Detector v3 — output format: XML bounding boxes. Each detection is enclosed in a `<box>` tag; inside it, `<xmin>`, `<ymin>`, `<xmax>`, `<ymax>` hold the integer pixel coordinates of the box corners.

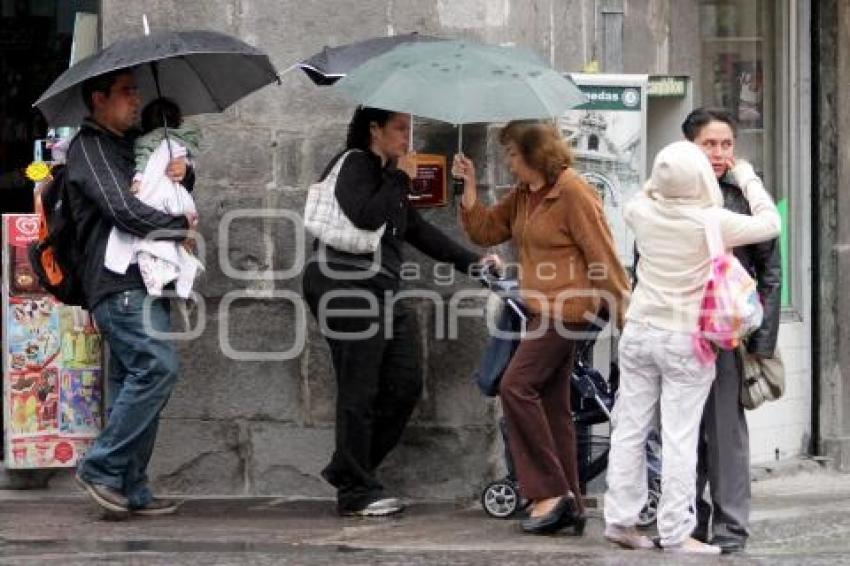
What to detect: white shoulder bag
<box><xmin>303</xmin><ymin>150</ymin><xmax>386</xmax><ymax>254</ymax></box>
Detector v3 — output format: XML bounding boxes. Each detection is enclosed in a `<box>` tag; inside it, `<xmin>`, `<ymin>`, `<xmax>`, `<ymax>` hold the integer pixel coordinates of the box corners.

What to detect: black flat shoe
<box><xmin>562</xmin><ymin>511</ymin><xmax>587</xmax><ymax>536</ymax></box>
<box><xmin>520</xmin><ymin>496</ymin><xmax>579</xmax><ymax>535</ymax></box>
<box><xmin>555</xmin><ymin>496</ymin><xmax>585</xmax><ymax>536</ymax></box>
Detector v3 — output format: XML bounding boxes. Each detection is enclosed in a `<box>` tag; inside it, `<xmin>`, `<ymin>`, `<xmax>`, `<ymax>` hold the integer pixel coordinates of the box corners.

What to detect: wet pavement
<box><xmin>2</xmin><ymin>468</ymin><xmax>850</xmax><ymax>564</ymax></box>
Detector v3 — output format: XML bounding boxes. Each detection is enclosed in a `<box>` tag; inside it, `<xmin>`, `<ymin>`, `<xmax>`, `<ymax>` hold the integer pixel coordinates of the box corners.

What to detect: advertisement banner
<box><xmin>561</xmin><ymin>74</ymin><xmax>649</xmax><ymax>273</ymax></box>
<box><xmin>2</xmin><ymin>214</ymin><xmax>103</xmax><ymax>468</ymax></box>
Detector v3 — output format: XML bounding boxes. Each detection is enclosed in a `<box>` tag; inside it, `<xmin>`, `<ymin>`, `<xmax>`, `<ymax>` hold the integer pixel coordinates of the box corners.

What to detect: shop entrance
<box><xmin>0</xmin><ymin>1</ymin><xmax>99</xmax><ymax>467</ymax></box>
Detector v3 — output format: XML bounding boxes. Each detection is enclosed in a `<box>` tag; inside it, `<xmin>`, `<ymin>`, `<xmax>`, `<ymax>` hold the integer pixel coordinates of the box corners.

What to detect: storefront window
<box><xmin>699</xmin><ymin>0</ymin><xmax>791</xmax><ymax>307</ymax></box>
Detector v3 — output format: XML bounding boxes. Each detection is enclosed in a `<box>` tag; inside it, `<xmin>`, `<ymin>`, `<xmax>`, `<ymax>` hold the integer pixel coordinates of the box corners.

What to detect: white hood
<box><xmin>644</xmin><ymin>141</ymin><xmax>723</xmax><ymax>208</ymax></box>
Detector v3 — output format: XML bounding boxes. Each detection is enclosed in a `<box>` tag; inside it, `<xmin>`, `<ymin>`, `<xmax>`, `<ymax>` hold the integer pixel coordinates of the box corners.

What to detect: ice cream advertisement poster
<box><xmin>7</xmin><ymin>366</ymin><xmax>59</xmax><ymax>436</ymax></box>
<box><xmin>6</xmin><ymin>214</ymin><xmax>42</xmax><ymax>295</ymax></box>
<box><xmin>59</xmin><ymin>306</ymin><xmax>102</xmax><ymax>369</ymax></box>
<box><xmin>7</xmin><ymin>296</ymin><xmax>61</xmax><ymax>370</ymax></box>
<box><xmin>3</xmin><ymin>214</ymin><xmax>104</xmax><ymax>469</ymax></box>
<box><xmin>7</xmin><ymin>436</ymin><xmax>92</xmax><ymax>469</ymax></box>
<box><xmin>60</xmin><ymin>369</ymin><xmax>102</xmax><ymax>435</ymax></box>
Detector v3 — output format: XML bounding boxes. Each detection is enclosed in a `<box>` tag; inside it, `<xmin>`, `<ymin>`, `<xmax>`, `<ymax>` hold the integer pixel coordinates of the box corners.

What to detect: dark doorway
<box><xmin>0</xmin><ymin>0</ymin><xmax>99</xmax><ymax>215</ymax></box>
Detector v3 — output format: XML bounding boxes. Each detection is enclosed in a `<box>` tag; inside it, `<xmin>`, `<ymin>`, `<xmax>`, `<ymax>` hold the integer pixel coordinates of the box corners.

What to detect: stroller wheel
<box><xmin>481</xmin><ymin>479</ymin><xmax>521</xmax><ymax>519</ymax></box>
<box><xmin>636</xmin><ymin>486</ymin><xmax>661</xmax><ymax>528</ymax></box>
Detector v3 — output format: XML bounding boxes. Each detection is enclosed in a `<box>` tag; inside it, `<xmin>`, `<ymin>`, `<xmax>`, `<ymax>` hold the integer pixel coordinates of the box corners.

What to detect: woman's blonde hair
<box><xmin>499</xmin><ymin>120</ymin><xmax>573</xmax><ymax>185</ymax></box>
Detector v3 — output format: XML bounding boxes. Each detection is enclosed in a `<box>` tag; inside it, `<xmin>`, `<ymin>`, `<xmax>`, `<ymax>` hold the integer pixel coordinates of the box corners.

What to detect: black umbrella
<box><xmin>34</xmin><ymin>29</ymin><xmax>280</xmax><ymax>127</ymax></box>
<box><xmin>295</xmin><ymin>32</ymin><xmax>443</xmax><ymax>86</ymax></box>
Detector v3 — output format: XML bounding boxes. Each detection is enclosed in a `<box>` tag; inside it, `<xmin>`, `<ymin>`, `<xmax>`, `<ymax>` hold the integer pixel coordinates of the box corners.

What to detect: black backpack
<box><xmin>28</xmin><ymin>164</ymin><xmax>88</xmax><ymax>307</ymax></box>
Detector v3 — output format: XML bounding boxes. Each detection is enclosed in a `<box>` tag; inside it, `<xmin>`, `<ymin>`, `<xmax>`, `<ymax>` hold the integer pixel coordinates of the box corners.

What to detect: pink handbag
<box><xmin>694</xmin><ymin>215</ymin><xmax>764</xmax><ymax>365</ymax></box>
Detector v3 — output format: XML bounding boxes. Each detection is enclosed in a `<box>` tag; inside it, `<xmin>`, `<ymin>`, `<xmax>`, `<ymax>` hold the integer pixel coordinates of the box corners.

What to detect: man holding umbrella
<box><xmin>69</xmin><ymin>68</ymin><xmax>196</xmax><ymax>517</ymax></box>
<box><xmin>33</xmin><ymin>27</ymin><xmax>279</xmax><ymax>518</ymax></box>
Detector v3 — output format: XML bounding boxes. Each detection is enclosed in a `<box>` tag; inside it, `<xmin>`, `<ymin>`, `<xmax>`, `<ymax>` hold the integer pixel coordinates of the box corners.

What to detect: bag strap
<box><xmin>325</xmin><ymin>149</ymin><xmax>359</xmax><ymax>184</ymax></box>
<box><xmin>702</xmin><ymin>211</ymin><xmax>725</xmax><ymax>259</ymax></box>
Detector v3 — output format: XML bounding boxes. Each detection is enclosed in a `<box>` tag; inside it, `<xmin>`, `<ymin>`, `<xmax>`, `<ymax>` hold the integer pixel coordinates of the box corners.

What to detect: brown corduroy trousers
<box><xmin>500</xmin><ymin>315</ymin><xmax>584</xmax><ymax>511</ymax></box>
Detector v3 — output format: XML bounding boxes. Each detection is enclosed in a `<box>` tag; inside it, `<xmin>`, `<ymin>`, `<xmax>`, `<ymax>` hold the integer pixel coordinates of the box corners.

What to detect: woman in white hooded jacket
<box><xmin>603</xmin><ymin>141</ymin><xmax>780</xmax><ymax>554</ymax></box>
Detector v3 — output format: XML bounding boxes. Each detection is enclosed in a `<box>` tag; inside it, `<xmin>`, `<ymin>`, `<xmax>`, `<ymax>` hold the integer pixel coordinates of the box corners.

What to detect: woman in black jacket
<box><xmin>302</xmin><ymin>106</ymin><xmax>487</xmax><ymax>517</ymax></box>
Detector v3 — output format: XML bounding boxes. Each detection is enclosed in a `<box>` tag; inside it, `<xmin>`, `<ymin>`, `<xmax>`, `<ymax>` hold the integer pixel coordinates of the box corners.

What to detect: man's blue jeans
<box><xmin>77</xmin><ymin>289</ymin><xmax>178</xmax><ymax>508</ymax></box>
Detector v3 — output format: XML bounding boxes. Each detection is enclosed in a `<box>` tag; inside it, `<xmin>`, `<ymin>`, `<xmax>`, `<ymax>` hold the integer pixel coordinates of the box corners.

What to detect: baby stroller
<box><xmin>473</xmin><ymin>266</ymin><xmax>618</xmax><ymax>519</ymax></box>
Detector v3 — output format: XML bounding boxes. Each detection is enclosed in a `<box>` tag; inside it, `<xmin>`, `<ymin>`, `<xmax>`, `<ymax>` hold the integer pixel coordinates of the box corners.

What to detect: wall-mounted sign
<box><xmin>576</xmin><ymin>85</ymin><xmax>643</xmax><ymax>111</ymax></box>
<box><xmin>409</xmin><ymin>154</ymin><xmax>447</xmax><ymax>208</ymax></box>
<box><xmin>563</xmin><ymin>74</ymin><xmax>649</xmax><ymax>272</ymax></box>
<box><xmin>648</xmin><ymin>75</ymin><xmax>689</xmax><ymax>98</ymax></box>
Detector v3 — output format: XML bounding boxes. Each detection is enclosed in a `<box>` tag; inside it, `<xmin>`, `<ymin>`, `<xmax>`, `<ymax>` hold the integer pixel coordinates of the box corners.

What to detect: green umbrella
<box><xmin>333</xmin><ymin>39</ymin><xmax>586</xmax><ymax>126</ymax></box>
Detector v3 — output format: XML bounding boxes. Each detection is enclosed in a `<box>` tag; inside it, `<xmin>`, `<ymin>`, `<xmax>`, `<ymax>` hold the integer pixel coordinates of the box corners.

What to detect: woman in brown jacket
<box><xmin>454</xmin><ymin>121</ymin><xmax>630</xmax><ymax>535</ymax></box>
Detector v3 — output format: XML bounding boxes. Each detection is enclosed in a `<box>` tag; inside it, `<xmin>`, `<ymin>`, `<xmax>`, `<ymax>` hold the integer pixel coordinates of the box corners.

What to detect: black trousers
<box><xmin>302</xmin><ymin>262</ymin><xmax>422</xmax><ymax>512</ymax></box>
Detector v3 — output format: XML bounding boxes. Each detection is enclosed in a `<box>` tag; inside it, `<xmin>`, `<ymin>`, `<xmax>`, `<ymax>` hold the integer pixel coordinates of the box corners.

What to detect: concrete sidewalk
<box><xmin>2</xmin><ymin>464</ymin><xmax>850</xmax><ymax>564</ymax></box>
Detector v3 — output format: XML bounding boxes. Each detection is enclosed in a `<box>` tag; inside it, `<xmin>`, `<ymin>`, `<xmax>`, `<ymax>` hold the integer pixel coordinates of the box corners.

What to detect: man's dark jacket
<box><xmin>65</xmin><ymin>119</ymin><xmax>192</xmax><ymax>309</ymax></box>
<box><xmin>719</xmin><ymin>172</ymin><xmax>782</xmax><ymax>356</ymax></box>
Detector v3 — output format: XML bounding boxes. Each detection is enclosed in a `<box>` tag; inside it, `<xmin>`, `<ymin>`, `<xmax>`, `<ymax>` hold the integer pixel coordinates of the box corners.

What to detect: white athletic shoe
<box><xmin>342</xmin><ymin>497</ymin><xmax>405</xmax><ymax>517</ymax></box>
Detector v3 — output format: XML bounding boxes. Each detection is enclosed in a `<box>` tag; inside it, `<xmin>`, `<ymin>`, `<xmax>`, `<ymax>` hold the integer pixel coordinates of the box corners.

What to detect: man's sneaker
<box><xmin>604</xmin><ymin>524</ymin><xmax>655</xmax><ymax>550</ymax></box>
<box><xmin>75</xmin><ymin>474</ymin><xmax>129</xmax><ymax>514</ymax></box>
<box><xmin>710</xmin><ymin>535</ymin><xmax>747</xmax><ymax>554</ymax></box>
<box><xmin>342</xmin><ymin>497</ymin><xmax>405</xmax><ymax>517</ymax></box>
<box><xmin>664</xmin><ymin>537</ymin><xmax>722</xmax><ymax>555</ymax></box>
<box><xmin>132</xmin><ymin>498</ymin><xmax>182</xmax><ymax>516</ymax></box>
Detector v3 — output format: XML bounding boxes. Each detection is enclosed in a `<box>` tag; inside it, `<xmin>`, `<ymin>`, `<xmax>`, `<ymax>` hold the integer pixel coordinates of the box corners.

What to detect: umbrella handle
<box><xmin>452</xmin><ymin>174</ymin><xmax>464</xmax><ymax>197</ymax></box>
<box><xmin>452</xmin><ymin>124</ymin><xmax>464</xmax><ymax>197</ymax></box>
